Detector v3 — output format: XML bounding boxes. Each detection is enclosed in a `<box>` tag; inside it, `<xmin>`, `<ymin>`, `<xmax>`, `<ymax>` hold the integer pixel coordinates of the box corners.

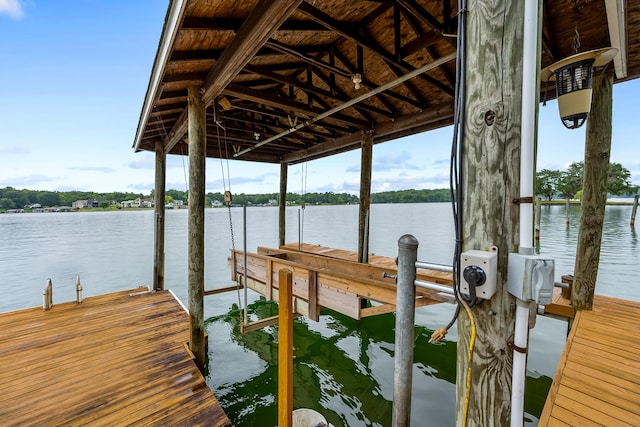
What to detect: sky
<box><xmin>1</xmin><ymin>0</ymin><xmax>638</xmax><ymax>196</ymax></box>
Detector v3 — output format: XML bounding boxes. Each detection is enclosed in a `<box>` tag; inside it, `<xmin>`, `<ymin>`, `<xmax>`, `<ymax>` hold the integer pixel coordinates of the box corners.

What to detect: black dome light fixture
<box><xmin>541</xmin><ymin>47</ymin><xmax>617</xmax><ymax>129</ymax></box>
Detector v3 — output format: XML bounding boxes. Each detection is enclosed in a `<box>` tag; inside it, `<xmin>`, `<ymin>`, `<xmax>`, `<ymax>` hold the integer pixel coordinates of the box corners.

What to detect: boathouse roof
<box><xmin>132</xmin><ymin>0</ymin><xmax>639</xmax><ymax>164</ymax></box>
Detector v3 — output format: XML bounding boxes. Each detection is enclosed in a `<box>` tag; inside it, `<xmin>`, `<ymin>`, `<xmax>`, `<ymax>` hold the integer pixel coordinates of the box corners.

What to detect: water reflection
<box><xmin>206</xmin><ymin>298</ymin><xmax>550</xmax><ymax>427</ymax></box>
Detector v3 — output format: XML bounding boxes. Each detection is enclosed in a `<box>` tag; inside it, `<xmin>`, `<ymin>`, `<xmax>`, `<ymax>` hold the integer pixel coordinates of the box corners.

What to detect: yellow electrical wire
<box><xmin>460</xmin><ymin>298</ymin><xmax>477</xmax><ymax>427</ymax></box>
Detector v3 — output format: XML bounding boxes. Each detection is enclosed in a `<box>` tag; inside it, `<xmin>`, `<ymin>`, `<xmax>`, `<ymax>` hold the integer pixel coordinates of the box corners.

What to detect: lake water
<box><xmin>1</xmin><ymin>203</ymin><xmax>638</xmax><ymax>426</ymax></box>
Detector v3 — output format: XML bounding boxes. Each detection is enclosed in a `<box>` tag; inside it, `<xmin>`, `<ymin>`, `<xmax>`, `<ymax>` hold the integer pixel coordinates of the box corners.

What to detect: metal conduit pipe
<box><xmin>415</xmin><ymin>261</ymin><xmax>453</xmax><ymax>274</ymax></box>
<box><xmin>414</xmin><ymin>279</ymin><xmax>455</xmax><ymax>296</ymax></box>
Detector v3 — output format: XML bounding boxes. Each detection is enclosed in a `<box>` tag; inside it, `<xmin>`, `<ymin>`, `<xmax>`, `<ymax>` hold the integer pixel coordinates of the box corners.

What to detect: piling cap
<box><xmin>398</xmin><ymin>234</ymin><xmax>419</xmax><ymax>249</ymax></box>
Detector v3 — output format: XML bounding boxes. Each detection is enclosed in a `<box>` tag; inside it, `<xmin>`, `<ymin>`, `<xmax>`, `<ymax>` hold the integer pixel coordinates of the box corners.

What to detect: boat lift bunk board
<box><xmin>229</xmin><ymin>243</ymin><xmax>454</xmax><ymax>325</ymax></box>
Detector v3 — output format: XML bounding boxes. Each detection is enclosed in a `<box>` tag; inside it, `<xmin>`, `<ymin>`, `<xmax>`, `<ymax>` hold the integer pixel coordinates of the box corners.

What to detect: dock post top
<box><xmin>398</xmin><ymin>234</ymin><xmax>419</xmax><ymax>249</ymax></box>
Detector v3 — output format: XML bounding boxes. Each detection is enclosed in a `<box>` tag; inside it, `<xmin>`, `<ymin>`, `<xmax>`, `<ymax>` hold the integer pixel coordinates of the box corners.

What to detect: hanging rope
<box><xmin>214</xmin><ymin>109</ymin><xmax>242</xmax><ymax>317</ymax></box>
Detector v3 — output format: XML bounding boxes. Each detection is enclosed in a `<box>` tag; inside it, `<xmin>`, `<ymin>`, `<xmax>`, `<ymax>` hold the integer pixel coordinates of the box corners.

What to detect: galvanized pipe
<box><xmin>415</xmin><ymin>261</ymin><xmax>453</xmax><ymax>274</ymax></box>
<box><xmin>414</xmin><ymin>279</ymin><xmax>455</xmax><ymax>295</ymax></box>
<box><xmin>392</xmin><ymin>234</ymin><xmax>418</xmax><ymax>427</ymax></box>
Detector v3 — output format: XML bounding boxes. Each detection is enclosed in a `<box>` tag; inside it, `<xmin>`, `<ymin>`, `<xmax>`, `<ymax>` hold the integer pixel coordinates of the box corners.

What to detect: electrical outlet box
<box><xmin>459</xmin><ymin>247</ymin><xmax>498</xmax><ymax>300</ymax></box>
<box><xmin>507</xmin><ymin>253</ymin><xmax>555</xmax><ymax>304</ymax></box>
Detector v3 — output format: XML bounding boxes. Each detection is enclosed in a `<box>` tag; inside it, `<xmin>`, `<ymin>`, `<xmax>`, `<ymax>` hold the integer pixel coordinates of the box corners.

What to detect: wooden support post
<box><xmin>279</xmin><ymin>162</ymin><xmax>288</xmax><ymax>247</ymax></box>
<box><xmin>572</xmin><ymin>69</ymin><xmax>614</xmax><ymax>310</ymax></box>
<box><xmin>266</xmin><ymin>259</ymin><xmax>273</xmax><ymax>300</ymax></box>
<box><xmin>153</xmin><ymin>140</ymin><xmax>166</xmax><ymax>291</ymax></box>
<box><xmin>278</xmin><ymin>268</ymin><xmax>294</xmax><ymax>427</ymax></box>
<box><xmin>187</xmin><ymin>84</ymin><xmax>206</xmax><ymax>370</ymax></box>
<box><xmin>565</xmin><ymin>198</ymin><xmax>570</xmax><ymax>225</ymax></box>
<box><xmin>631</xmin><ymin>194</ymin><xmax>639</xmax><ymax>227</ymax></box>
<box><xmin>358</xmin><ymin>131</ymin><xmax>373</xmax><ymax>264</ymax></box>
<box><xmin>534</xmin><ymin>197</ymin><xmax>541</xmax><ymax>241</ymax></box>
<box><xmin>457</xmin><ymin>1</ymin><xmax>524</xmax><ymax>425</ymax></box>
<box><xmin>308</xmin><ymin>270</ymin><xmax>319</xmax><ymax>321</ymax></box>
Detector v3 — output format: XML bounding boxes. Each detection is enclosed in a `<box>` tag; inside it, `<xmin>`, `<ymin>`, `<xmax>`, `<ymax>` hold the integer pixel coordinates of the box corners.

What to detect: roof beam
<box><xmin>298</xmin><ymin>2</ymin><xmax>454</xmax><ymax>97</ymax></box>
<box><xmin>161</xmin><ymin>0</ymin><xmax>304</xmax><ymax>152</ymax></box>
<box><xmin>133</xmin><ymin>0</ymin><xmax>188</xmax><ymax>151</ymax></box>
<box><xmin>282</xmin><ymin>102</ymin><xmax>454</xmax><ymax>163</ymax></box>
<box><xmin>181</xmin><ymin>16</ymin><xmax>327</xmax><ymax>32</ymax></box>
<box><xmin>223</xmin><ymin>83</ymin><xmax>370</xmax><ymax>128</ymax></box>
<box><xmin>234</xmin><ymin>52</ymin><xmax>455</xmax><ymax>159</ymax></box>
<box><xmin>605</xmin><ymin>0</ymin><xmax>627</xmax><ymax>78</ymax></box>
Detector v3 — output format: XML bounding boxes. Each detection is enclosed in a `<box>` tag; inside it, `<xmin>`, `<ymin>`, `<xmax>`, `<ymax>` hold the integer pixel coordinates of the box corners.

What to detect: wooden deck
<box><xmin>0</xmin><ymin>289</ymin><xmax>231</xmax><ymax>426</ymax></box>
<box><xmin>539</xmin><ymin>295</ymin><xmax>640</xmax><ymax>426</ymax></box>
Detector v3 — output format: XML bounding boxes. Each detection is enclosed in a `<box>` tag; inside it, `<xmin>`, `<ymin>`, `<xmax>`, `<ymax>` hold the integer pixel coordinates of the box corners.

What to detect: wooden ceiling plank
<box><xmin>331</xmin><ymin>48</ymin><xmax>417</xmax><ymax>111</ymax></box>
<box><xmin>201</xmin><ymin>0</ymin><xmax>304</xmax><ymax>105</ymax></box>
<box><xmin>163</xmin><ymin>0</ymin><xmax>304</xmax><ymax>152</ymax></box>
<box><xmin>181</xmin><ymin>16</ymin><xmax>328</xmax><ymax>32</ymax></box>
<box><xmin>542</xmin><ymin>0</ymin><xmax>560</xmax><ymax>63</ymax></box>
<box><xmin>223</xmin><ymin>83</ymin><xmax>369</xmax><ymax>128</ymax></box>
<box><xmin>298</xmin><ymin>2</ymin><xmax>453</xmax><ymax>97</ymax></box>
<box><xmin>265</xmin><ymin>40</ymin><xmax>351</xmax><ymax>78</ymax></box>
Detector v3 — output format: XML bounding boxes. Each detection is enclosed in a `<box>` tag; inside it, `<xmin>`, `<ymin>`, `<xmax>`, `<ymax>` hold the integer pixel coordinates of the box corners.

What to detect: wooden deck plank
<box><xmin>0</xmin><ymin>289</ymin><xmax>231</xmax><ymax>426</ymax></box>
<box><xmin>539</xmin><ymin>295</ymin><xmax>640</xmax><ymax>426</ymax></box>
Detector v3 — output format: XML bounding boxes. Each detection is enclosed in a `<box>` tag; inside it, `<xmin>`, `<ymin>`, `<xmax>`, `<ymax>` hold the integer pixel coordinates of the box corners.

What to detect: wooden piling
<box><xmin>358</xmin><ymin>131</ymin><xmax>373</xmax><ymax>264</ymax></box>
<box><xmin>187</xmin><ymin>84</ymin><xmax>206</xmax><ymax>369</ymax></box>
<box><xmin>279</xmin><ymin>162</ymin><xmax>288</xmax><ymax>247</ymax></box>
<box><xmin>458</xmin><ymin>0</ymin><xmax>524</xmax><ymax>424</ymax></box>
<box><xmin>565</xmin><ymin>198</ymin><xmax>570</xmax><ymax>224</ymax></box>
<box><xmin>572</xmin><ymin>69</ymin><xmax>614</xmax><ymax>310</ymax></box>
<box><xmin>154</xmin><ymin>140</ymin><xmax>166</xmax><ymax>291</ymax></box>
<box><xmin>278</xmin><ymin>268</ymin><xmax>294</xmax><ymax>427</ymax></box>
<box><xmin>631</xmin><ymin>194</ymin><xmax>638</xmax><ymax>226</ymax></box>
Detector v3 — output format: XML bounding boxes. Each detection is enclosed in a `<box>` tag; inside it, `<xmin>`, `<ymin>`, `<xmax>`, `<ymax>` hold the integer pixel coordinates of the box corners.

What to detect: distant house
<box><xmin>87</xmin><ymin>199</ymin><xmax>101</xmax><ymax>208</ymax></box>
<box><xmin>211</xmin><ymin>200</ymin><xmax>223</xmax><ymax>208</ymax></box>
<box><xmin>72</xmin><ymin>200</ymin><xmax>88</xmax><ymax>209</ymax></box>
<box><xmin>141</xmin><ymin>198</ymin><xmax>154</xmax><ymax>208</ymax></box>
<box><xmin>27</xmin><ymin>203</ymin><xmax>42</xmax><ymax>209</ymax></box>
<box><xmin>58</xmin><ymin>206</ymin><xmax>72</xmax><ymax>212</ymax></box>
<box><xmin>174</xmin><ymin>199</ymin><xmax>184</xmax><ymax>206</ymax></box>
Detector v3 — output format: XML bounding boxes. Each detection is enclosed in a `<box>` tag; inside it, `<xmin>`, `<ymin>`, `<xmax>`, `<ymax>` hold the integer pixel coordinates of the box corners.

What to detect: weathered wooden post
<box><xmin>278</xmin><ymin>268</ymin><xmax>294</xmax><ymax>427</ymax></box>
<box><xmin>187</xmin><ymin>84</ymin><xmax>206</xmax><ymax>369</ymax></box>
<box><xmin>631</xmin><ymin>194</ymin><xmax>639</xmax><ymax>227</ymax></box>
<box><xmin>565</xmin><ymin>198</ymin><xmax>571</xmax><ymax>225</ymax></box>
<box><xmin>457</xmin><ymin>0</ymin><xmax>525</xmax><ymax>425</ymax></box>
<box><xmin>153</xmin><ymin>140</ymin><xmax>166</xmax><ymax>291</ymax></box>
<box><xmin>358</xmin><ymin>131</ymin><xmax>373</xmax><ymax>264</ymax></box>
<box><xmin>572</xmin><ymin>69</ymin><xmax>614</xmax><ymax>310</ymax></box>
<box><xmin>279</xmin><ymin>162</ymin><xmax>288</xmax><ymax>247</ymax></box>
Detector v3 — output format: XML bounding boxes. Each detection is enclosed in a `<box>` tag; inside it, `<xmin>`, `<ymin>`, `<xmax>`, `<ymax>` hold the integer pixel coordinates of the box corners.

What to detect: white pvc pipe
<box><xmin>512</xmin><ymin>1</ymin><xmax>540</xmax><ymax>426</ymax></box>
<box><xmin>512</xmin><ymin>299</ymin><xmax>530</xmax><ymax>427</ymax></box>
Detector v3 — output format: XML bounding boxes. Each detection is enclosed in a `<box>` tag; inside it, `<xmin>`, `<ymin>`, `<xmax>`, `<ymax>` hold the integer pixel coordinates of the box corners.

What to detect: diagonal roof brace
<box><xmin>233</xmin><ymin>51</ymin><xmax>456</xmax><ymax>159</ymax></box>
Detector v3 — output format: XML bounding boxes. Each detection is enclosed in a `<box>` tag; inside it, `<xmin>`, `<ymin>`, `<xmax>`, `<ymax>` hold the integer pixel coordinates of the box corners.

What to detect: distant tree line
<box><xmin>536</xmin><ymin>162</ymin><xmax>638</xmax><ymax>201</ymax></box>
<box><xmin>0</xmin><ymin>187</ymin><xmax>145</xmax><ymax>210</ymax></box>
<box><xmin>371</xmin><ymin>188</ymin><xmax>451</xmax><ymax>204</ymax></box>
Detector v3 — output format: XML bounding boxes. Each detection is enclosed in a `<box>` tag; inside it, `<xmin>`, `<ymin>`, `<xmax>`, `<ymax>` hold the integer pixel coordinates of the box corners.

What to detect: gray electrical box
<box><xmin>507</xmin><ymin>253</ymin><xmax>555</xmax><ymax>304</ymax></box>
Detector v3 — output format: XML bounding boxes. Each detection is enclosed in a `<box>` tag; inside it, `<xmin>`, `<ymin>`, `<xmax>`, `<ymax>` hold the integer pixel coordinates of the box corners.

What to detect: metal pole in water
<box><xmin>243</xmin><ymin>204</ymin><xmax>248</xmax><ymax>325</ymax></box>
<box><xmin>631</xmin><ymin>195</ymin><xmax>638</xmax><ymax>227</ymax></box>
<box><xmin>392</xmin><ymin>234</ymin><xmax>418</xmax><ymax>427</ymax></box>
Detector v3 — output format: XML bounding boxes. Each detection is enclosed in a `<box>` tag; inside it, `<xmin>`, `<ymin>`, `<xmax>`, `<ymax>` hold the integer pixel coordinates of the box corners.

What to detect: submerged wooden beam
<box><xmin>572</xmin><ymin>69</ymin><xmax>614</xmax><ymax>310</ymax></box>
<box><xmin>187</xmin><ymin>84</ymin><xmax>206</xmax><ymax>370</ymax></box>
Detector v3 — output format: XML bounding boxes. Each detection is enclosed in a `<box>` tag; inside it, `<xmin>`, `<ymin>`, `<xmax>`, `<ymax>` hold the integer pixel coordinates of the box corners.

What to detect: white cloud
<box><xmin>0</xmin><ymin>0</ymin><xmax>24</xmax><ymax>19</ymax></box>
